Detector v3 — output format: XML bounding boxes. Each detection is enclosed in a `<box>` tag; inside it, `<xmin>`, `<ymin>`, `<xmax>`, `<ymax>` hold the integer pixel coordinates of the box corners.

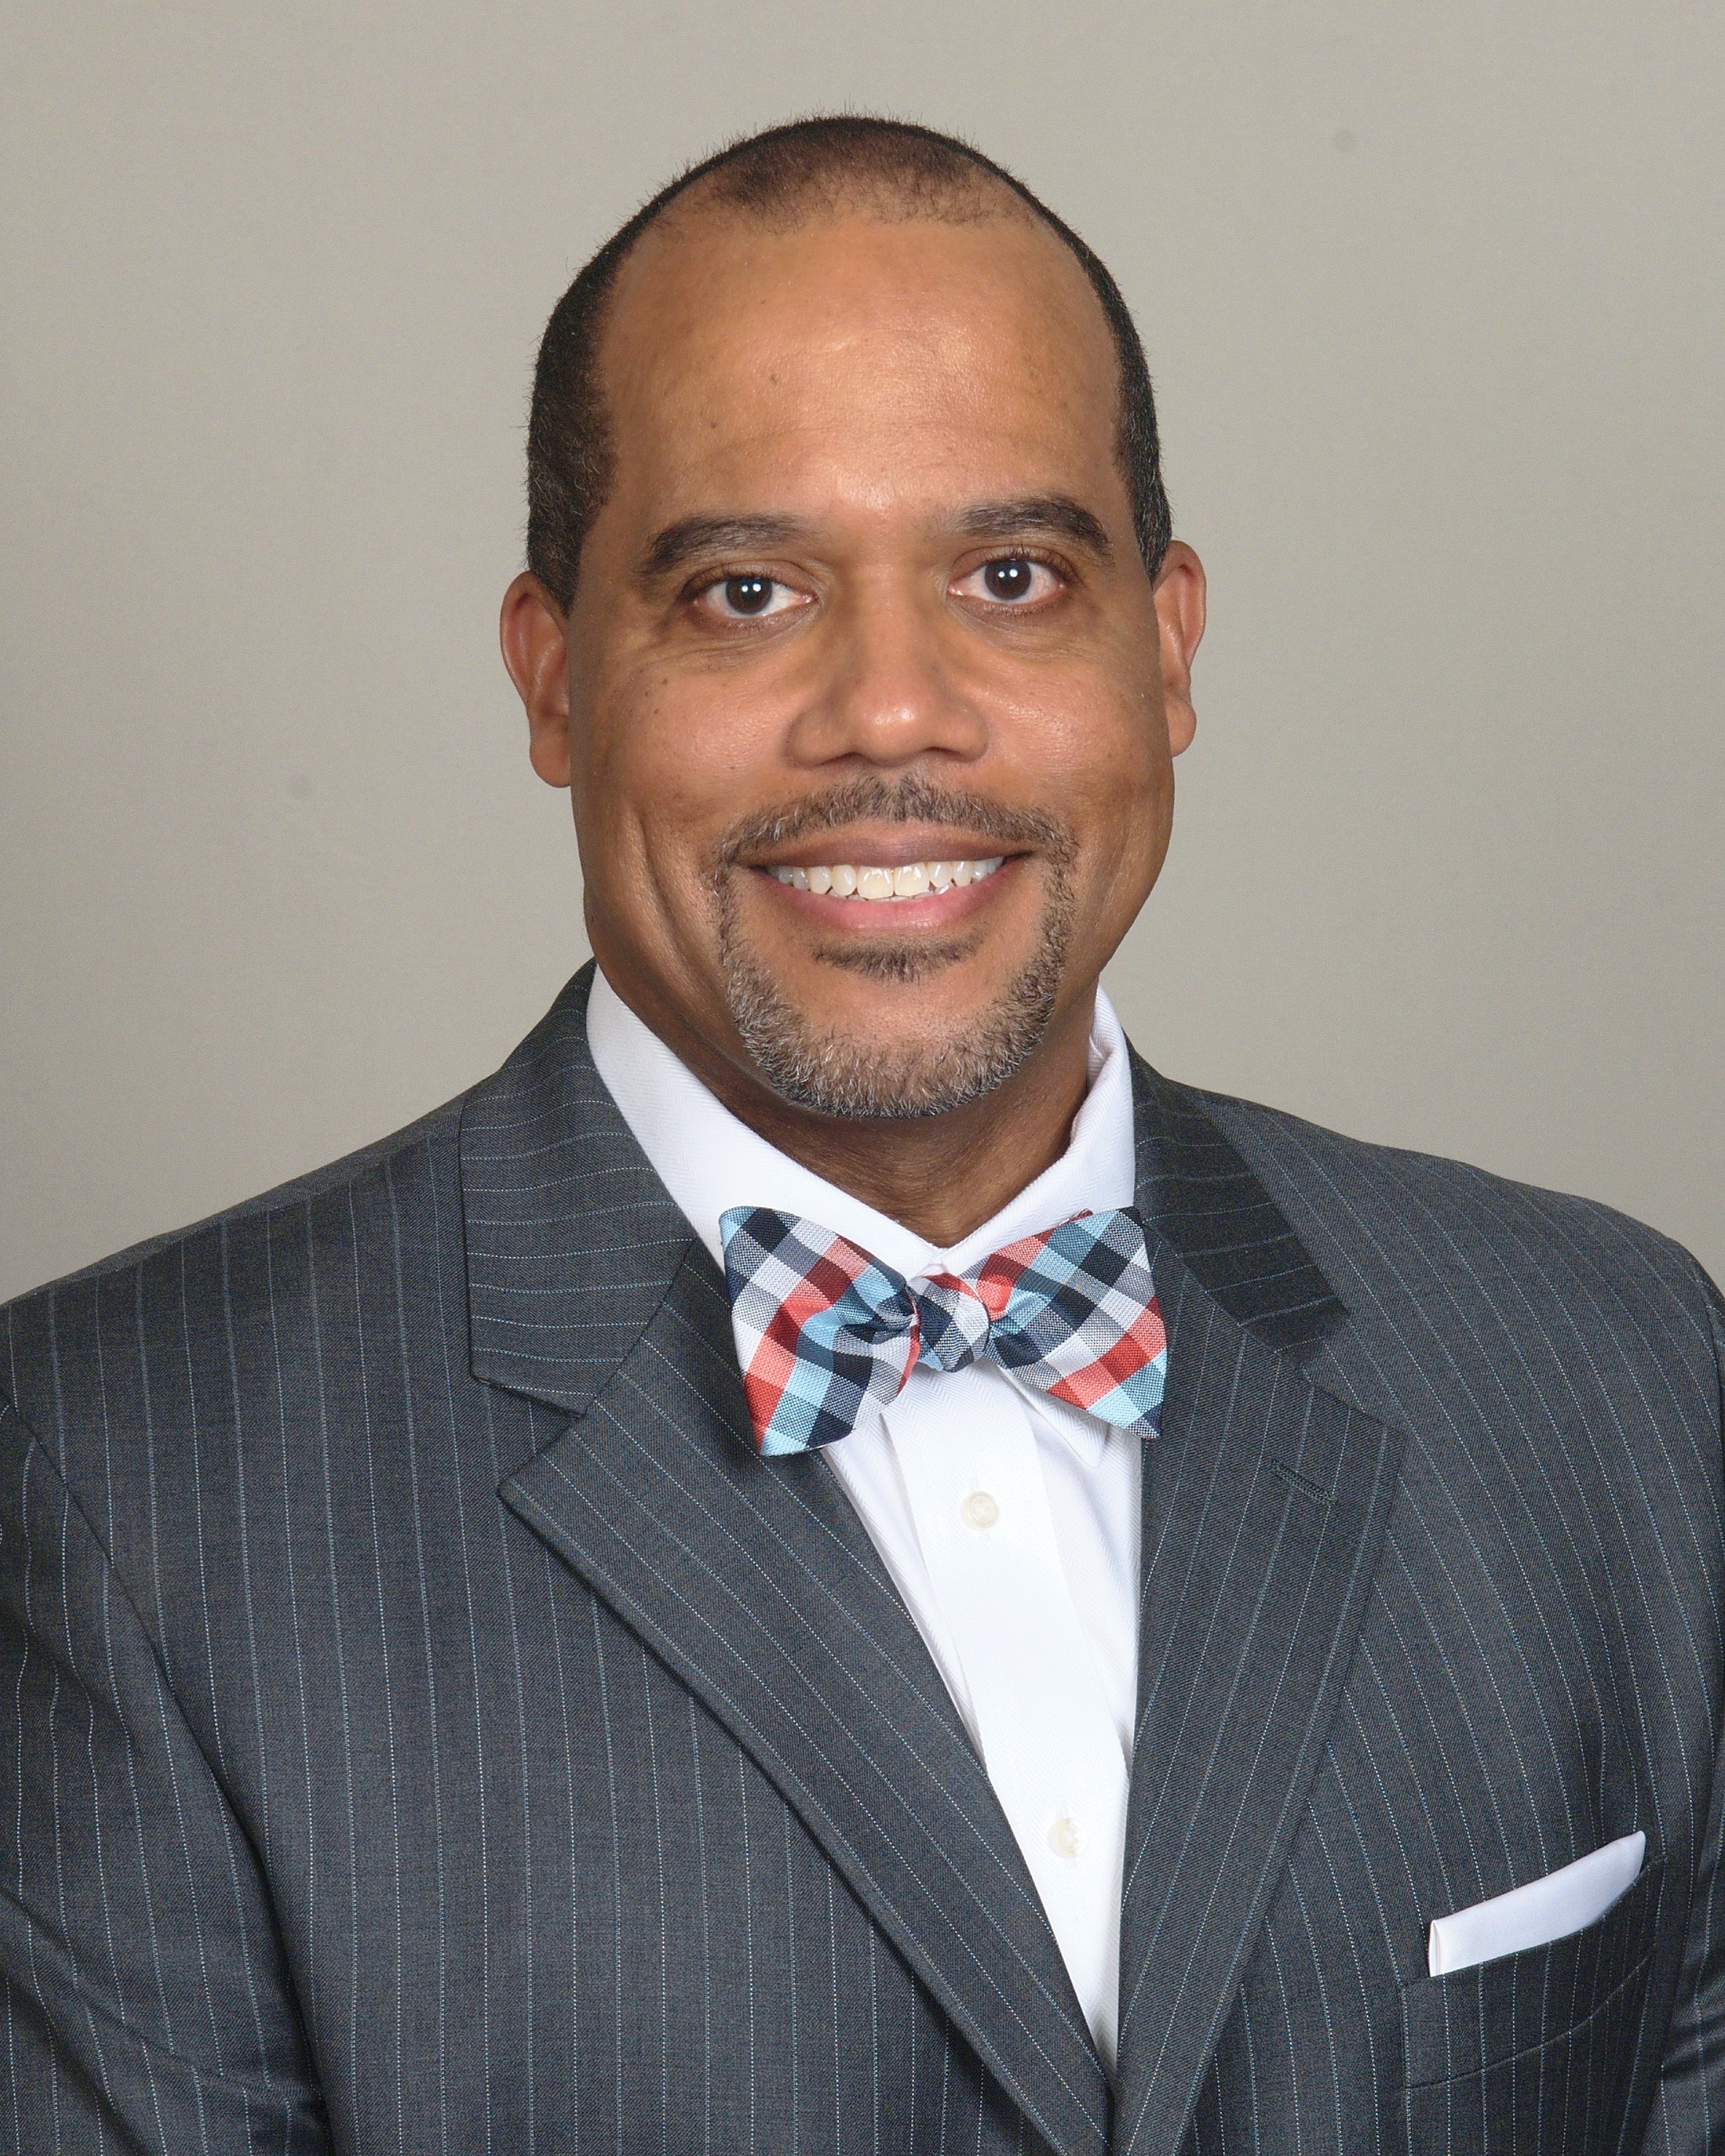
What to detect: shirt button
<box><xmin>960</xmin><ymin>1490</ymin><xmax>1000</xmax><ymax>1531</ymax></box>
<box><xmin>1047</xmin><ymin>1816</ymin><xmax>1086</xmax><ymax>1860</ymax></box>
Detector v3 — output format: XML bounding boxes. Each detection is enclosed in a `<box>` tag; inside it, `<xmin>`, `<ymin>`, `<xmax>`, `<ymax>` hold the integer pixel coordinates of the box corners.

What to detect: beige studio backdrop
<box><xmin>2</xmin><ymin>2</ymin><xmax>1721</xmax><ymax>1301</ymax></box>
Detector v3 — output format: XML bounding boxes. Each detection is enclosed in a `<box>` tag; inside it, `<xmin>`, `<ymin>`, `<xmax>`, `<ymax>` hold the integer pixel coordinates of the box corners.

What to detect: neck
<box><xmin>623</xmin><ymin>982</ymin><xmax>1099</xmax><ymax>1248</ymax></box>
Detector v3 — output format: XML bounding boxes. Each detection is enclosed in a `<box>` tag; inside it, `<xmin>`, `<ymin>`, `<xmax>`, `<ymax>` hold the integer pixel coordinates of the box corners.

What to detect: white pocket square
<box><xmin>1427</xmin><ymin>1829</ymin><xmax>1645</xmax><ymax>1977</ymax></box>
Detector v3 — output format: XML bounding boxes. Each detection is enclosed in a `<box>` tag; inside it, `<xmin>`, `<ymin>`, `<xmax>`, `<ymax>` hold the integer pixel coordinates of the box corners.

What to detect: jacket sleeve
<box><xmin>0</xmin><ymin>1396</ymin><xmax>328</xmax><ymax>2155</ymax></box>
<box><xmin>1642</xmin><ymin>1270</ymin><xmax>1725</xmax><ymax>2152</ymax></box>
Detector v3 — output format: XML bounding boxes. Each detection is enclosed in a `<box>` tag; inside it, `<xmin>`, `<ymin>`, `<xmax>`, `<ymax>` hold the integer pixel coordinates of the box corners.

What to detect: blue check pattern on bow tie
<box><xmin>719</xmin><ymin>1204</ymin><xmax>1168</xmax><ymax>1456</ymax></box>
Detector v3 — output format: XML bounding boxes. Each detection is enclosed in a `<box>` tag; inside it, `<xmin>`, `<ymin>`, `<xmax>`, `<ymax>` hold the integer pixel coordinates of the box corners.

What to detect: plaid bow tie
<box><xmin>719</xmin><ymin>1204</ymin><xmax>1167</xmax><ymax>1456</ymax></box>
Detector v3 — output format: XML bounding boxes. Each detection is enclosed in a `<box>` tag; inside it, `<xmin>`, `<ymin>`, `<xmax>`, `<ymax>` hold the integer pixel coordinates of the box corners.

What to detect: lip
<box><xmin>749</xmin><ymin>851</ymin><xmax>1024</xmax><ymax>930</ymax></box>
<box><xmin>745</xmin><ymin>826</ymin><xmax>1028</xmax><ymax>876</ymax></box>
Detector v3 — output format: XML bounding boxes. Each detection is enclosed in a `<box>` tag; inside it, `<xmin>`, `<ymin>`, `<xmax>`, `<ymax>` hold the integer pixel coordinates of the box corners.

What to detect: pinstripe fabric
<box><xmin>1</xmin><ymin>962</ymin><xmax>1721</xmax><ymax>2154</ymax></box>
<box><xmin>1132</xmin><ymin>1077</ymin><xmax>1725</xmax><ymax>2156</ymax></box>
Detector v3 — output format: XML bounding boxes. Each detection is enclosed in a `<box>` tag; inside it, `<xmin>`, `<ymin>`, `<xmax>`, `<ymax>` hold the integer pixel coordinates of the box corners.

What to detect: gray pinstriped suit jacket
<box><xmin>4</xmin><ymin>964</ymin><xmax>1724</xmax><ymax>2155</ymax></box>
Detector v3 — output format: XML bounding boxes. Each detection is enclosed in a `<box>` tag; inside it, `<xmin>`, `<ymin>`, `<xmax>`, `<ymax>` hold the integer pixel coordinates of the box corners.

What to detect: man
<box><xmin>2</xmin><ymin>114</ymin><xmax>1721</xmax><ymax>2155</ymax></box>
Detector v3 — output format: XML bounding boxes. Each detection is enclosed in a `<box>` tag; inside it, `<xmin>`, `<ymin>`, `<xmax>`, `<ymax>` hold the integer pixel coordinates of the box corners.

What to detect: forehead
<box><xmin>594</xmin><ymin>199</ymin><xmax>1123</xmax><ymax>517</ymax></box>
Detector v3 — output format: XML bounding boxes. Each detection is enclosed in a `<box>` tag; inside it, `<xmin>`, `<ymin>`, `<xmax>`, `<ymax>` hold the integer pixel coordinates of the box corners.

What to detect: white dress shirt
<box><xmin>586</xmin><ymin>967</ymin><xmax>1142</xmax><ymax>2068</ymax></box>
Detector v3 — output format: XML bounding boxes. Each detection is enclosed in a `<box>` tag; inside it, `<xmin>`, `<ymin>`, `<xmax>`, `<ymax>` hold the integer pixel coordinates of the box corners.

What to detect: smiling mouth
<box><xmin>765</xmin><ymin>856</ymin><xmax>1007</xmax><ymax>902</ymax></box>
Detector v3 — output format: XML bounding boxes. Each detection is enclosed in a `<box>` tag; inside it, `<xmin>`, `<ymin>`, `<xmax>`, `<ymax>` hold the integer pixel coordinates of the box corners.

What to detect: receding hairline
<box><xmin>590</xmin><ymin>170</ymin><xmax>1115</xmax><ymax>425</ymax></box>
<box><xmin>599</xmin><ymin>162</ymin><xmax>1070</xmax><ymax>345</ymax></box>
<box><xmin>660</xmin><ymin>147</ymin><xmax>1039</xmax><ymax>234</ymax></box>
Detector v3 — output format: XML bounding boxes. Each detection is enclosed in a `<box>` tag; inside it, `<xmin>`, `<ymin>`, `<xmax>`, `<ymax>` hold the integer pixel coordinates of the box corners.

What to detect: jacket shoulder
<box><xmin>1</xmin><ymin>1091</ymin><xmax>469</xmax><ymax>1465</ymax></box>
<box><xmin>1177</xmin><ymin>1079</ymin><xmax>1720</xmax><ymax>1374</ymax></box>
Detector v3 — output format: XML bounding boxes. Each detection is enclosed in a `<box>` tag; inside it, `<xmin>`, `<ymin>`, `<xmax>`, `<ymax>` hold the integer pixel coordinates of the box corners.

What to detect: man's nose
<box><xmin>786</xmin><ymin>581</ymin><xmax>989</xmax><ymax>768</ymax></box>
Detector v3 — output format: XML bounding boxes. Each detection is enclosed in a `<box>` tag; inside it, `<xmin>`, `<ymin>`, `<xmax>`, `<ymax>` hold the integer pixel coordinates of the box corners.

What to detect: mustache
<box><xmin>718</xmin><ymin>773</ymin><xmax>1074</xmax><ymax>864</ymax></box>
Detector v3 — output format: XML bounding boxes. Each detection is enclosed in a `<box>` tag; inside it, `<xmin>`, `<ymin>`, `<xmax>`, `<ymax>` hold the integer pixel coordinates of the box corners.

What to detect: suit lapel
<box><xmin>464</xmin><ymin>970</ymin><xmax>1110</xmax><ymax>2156</ymax></box>
<box><xmin>1112</xmin><ymin>1060</ymin><xmax>1404</xmax><ymax>2155</ymax></box>
<box><xmin>1125</xmin><ymin>1054</ymin><xmax>1348</xmax><ymax>1355</ymax></box>
<box><xmin>464</xmin><ymin>977</ymin><xmax>1402</xmax><ymax>2155</ymax></box>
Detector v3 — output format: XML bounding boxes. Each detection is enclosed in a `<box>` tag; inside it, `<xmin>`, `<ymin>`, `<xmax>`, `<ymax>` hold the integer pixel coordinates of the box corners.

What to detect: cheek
<box><xmin>1042</xmin><ymin>687</ymin><xmax>1174</xmax><ymax>905</ymax></box>
<box><xmin>1031</xmin><ymin>678</ymin><xmax>1169</xmax><ymax>824</ymax></box>
<box><xmin>575</xmin><ymin>664</ymin><xmax>769</xmax><ymax>894</ymax></box>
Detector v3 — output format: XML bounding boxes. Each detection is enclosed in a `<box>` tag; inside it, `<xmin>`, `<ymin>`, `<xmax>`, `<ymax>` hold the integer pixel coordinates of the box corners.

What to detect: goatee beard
<box><xmin>714</xmin><ymin>775</ymin><xmax>1077</xmax><ymax>1122</ymax></box>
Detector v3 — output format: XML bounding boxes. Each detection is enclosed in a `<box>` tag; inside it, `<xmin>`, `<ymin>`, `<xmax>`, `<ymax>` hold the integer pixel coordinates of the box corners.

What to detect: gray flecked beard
<box><xmin>714</xmin><ymin>774</ymin><xmax>1077</xmax><ymax>1121</ymax></box>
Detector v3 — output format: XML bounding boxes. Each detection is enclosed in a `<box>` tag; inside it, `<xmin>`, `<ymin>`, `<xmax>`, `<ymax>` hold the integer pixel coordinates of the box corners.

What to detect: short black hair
<box><xmin>525</xmin><ymin>116</ymin><xmax>1172</xmax><ymax>609</ymax></box>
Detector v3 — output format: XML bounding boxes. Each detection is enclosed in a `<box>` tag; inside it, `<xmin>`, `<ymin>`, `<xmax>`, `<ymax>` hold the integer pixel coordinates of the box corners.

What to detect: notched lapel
<box><xmin>1113</xmin><ymin>1261</ymin><xmax>1402</xmax><ymax>2156</ymax></box>
<box><xmin>1112</xmin><ymin>1059</ymin><xmax>1400</xmax><ymax>2155</ymax></box>
<box><xmin>465</xmin><ymin>982</ymin><xmax>1394</xmax><ymax>2156</ymax></box>
<box><xmin>500</xmin><ymin>1248</ymin><xmax>1110</xmax><ymax>2156</ymax></box>
<box><xmin>464</xmin><ymin>970</ymin><xmax>1108</xmax><ymax>2156</ymax></box>
<box><xmin>1128</xmin><ymin>1052</ymin><xmax>1346</xmax><ymax>1355</ymax></box>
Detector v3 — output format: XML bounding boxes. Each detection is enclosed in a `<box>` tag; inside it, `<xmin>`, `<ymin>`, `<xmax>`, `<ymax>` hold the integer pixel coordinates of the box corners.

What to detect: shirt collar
<box><xmin>587</xmin><ymin>969</ymin><xmax>1139</xmax><ymax>1470</ymax></box>
<box><xmin>585</xmin><ymin>966</ymin><xmax>1138</xmax><ymax>1281</ymax></box>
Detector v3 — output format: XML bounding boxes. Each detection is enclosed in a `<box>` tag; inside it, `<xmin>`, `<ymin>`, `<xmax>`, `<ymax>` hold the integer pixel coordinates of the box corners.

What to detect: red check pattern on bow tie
<box><xmin>718</xmin><ymin>1205</ymin><xmax>1168</xmax><ymax>1456</ymax></box>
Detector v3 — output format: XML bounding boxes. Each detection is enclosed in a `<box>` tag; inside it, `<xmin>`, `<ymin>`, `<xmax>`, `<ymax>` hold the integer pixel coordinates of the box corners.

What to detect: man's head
<box><xmin>502</xmin><ymin>116</ymin><xmax>1204</xmax><ymax>1142</ymax></box>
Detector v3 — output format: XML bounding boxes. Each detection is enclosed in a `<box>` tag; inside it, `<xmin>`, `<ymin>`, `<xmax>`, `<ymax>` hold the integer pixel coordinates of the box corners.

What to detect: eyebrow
<box><xmin>953</xmin><ymin>496</ymin><xmax>1115</xmax><ymax>561</ymax></box>
<box><xmin>640</xmin><ymin>515</ymin><xmax>811</xmax><ymax>581</ymax></box>
<box><xmin>638</xmin><ymin>492</ymin><xmax>1116</xmax><ymax>583</ymax></box>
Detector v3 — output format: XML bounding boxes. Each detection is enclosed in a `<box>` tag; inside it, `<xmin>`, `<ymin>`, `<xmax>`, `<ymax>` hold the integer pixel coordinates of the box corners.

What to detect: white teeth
<box><xmin>769</xmin><ymin>856</ymin><xmax>1006</xmax><ymax>900</ymax></box>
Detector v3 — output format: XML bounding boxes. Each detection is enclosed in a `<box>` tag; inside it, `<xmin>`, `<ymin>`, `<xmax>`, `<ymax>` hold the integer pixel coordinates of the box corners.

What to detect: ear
<box><xmin>1152</xmin><ymin>541</ymin><xmax>1205</xmax><ymax>757</ymax></box>
<box><xmin>500</xmin><ymin>571</ymin><xmax>574</xmax><ymax>788</ymax></box>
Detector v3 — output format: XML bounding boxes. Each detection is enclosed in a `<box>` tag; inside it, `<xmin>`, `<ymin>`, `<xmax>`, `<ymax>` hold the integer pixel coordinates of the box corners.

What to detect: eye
<box><xmin>696</xmin><ymin>573</ymin><xmax>807</xmax><ymax>621</ymax></box>
<box><xmin>954</xmin><ymin>556</ymin><xmax>1064</xmax><ymax>607</ymax></box>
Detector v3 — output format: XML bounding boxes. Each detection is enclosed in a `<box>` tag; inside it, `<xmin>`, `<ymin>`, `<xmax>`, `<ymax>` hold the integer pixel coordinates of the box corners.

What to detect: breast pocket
<box><xmin>1399</xmin><ymin>1858</ymin><xmax>1664</xmax><ymax>2152</ymax></box>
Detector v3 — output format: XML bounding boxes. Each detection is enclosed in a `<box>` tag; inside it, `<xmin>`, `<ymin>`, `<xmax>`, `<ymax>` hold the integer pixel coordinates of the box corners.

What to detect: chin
<box><xmin>722</xmin><ymin>941</ymin><xmax>1067</xmax><ymax>1123</ymax></box>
